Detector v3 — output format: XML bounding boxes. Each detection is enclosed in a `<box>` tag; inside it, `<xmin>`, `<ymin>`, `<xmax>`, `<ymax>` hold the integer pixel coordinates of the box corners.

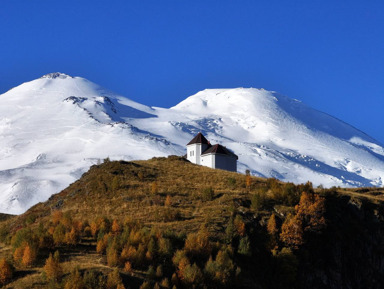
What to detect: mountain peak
<box><xmin>1</xmin><ymin>77</ymin><xmax>384</xmax><ymax>214</ymax></box>
<box><xmin>40</xmin><ymin>72</ymin><xmax>73</xmax><ymax>79</ymax></box>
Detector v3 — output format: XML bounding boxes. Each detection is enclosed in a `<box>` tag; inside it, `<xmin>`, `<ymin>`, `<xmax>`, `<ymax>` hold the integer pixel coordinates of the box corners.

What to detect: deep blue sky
<box><xmin>1</xmin><ymin>0</ymin><xmax>383</xmax><ymax>143</ymax></box>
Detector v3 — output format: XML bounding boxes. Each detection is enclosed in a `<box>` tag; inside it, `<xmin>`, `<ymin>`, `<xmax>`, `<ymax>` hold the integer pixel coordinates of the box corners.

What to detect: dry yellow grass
<box><xmin>1</xmin><ymin>156</ymin><xmax>264</xmax><ymax>236</ymax></box>
<box><xmin>1</xmin><ymin>156</ymin><xmax>383</xmax><ymax>289</ymax></box>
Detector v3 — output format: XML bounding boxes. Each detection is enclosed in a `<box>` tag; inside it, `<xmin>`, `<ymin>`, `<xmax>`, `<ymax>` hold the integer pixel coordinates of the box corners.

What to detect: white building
<box><xmin>186</xmin><ymin>133</ymin><xmax>238</xmax><ymax>172</ymax></box>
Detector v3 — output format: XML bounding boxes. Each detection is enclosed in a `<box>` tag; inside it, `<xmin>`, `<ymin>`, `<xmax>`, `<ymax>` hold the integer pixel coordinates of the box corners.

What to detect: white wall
<box><xmin>187</xmin><ymin>143</ymin><xmax>208</xmax><ymax>165</ymax></box>
<box><xmin>201</xmin><ymin>154</ymin><xmax>214</xmax><ymax>169</ymax></box>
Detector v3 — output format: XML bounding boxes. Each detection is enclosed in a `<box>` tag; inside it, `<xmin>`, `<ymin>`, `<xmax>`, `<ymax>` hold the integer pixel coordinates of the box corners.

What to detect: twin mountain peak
<box><xmin>0</xmin><ymin>73</ymin><xmax>383</xmax><ymax>214</ymax></box>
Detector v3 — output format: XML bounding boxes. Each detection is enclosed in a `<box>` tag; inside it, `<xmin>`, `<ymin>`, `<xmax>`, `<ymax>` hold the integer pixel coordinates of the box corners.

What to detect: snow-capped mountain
<box><xmin>1</xmin><ymin>73</ymin><xmax>383</xmax><ymax>214</ymax></box>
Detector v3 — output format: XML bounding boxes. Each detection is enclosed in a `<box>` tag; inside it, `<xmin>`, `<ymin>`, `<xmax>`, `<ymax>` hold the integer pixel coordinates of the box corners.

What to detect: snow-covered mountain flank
<box><xmin>1</xmin><ymin>73</ymin><xmax>384</xmax><ymax>214</ymax></box>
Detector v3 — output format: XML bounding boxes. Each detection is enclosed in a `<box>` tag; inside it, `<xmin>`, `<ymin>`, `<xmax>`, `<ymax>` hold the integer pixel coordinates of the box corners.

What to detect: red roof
<box><xmin>187</xmin><ymin>132</ymin><xmax>210</xmax><ymax>145</ymax></box>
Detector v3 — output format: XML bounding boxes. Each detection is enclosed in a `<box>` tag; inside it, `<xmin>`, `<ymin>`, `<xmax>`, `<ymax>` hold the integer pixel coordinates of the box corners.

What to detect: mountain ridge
<box><xmin>0</xmin><ymin>73</ymin><xmax>383</xmax><ymax>214</ymax></box>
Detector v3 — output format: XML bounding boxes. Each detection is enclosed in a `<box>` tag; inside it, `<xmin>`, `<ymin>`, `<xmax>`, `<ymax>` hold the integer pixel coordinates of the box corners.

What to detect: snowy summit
<box><xmin>0</xmin><ymin>74</ymin><xmax>384</xmax><ymax>214</ymax></box>
<box><xmin>40</xmin><ymin>72</ymin><xmax>73</xmax><ymax>79</ymax></box>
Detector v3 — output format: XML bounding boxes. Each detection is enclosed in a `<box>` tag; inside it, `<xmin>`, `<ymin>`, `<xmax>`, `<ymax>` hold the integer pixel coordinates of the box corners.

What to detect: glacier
<box><xmin>0</xmin><ymin>73</ymin><xmax>383</xmax><ymax>214</ymax></box>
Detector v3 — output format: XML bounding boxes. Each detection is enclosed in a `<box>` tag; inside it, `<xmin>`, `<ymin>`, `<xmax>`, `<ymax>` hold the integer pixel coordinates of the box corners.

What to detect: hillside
<box><xmin>1</xmin><ymin>73</ymin><xmax>384</xmax><ymax>214</ymax></box>
<box><xmin>1</xmin><ymin>157</ymin><xmax>384</xmax><ymax>289</ymax></box>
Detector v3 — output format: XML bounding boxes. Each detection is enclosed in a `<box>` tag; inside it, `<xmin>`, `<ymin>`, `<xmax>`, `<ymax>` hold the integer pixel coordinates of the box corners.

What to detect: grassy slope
<box><xmin>10</xmin><ymin>156</ymin><xmax>264</xmax><ymax>233</ymax></box>
<box><xmin>1</xmin><ymin>156</ymin><xmax>384</xmax><ymax>289</ymax></box>
<box><xmin>0</xmin><ymin>157</ymin><xmax>265</xmax><ymax>288</ymax></box>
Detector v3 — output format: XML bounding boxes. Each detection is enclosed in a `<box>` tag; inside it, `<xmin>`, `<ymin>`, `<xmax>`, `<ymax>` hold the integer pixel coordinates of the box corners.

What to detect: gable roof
<box><xmin>187</xmin><ymin>132</ymin><xmax>210</xmax><ymax>145</ymax></box>
<box><xmin>201</xmin><ymin>144</ymin><xmax>238</xmax><ymax>159</ymax></box>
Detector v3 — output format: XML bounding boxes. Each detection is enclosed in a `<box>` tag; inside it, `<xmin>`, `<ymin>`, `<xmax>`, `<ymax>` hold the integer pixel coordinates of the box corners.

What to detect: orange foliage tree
<box><xmin>280</xmin><ymin>191</ymin><xmax>326</xmax><ymax>249</ymax></box>
<box><xmin>204</xmin><ymin>249</ymin><xmax>235</xmax><ymax>286</ymax></box>
<box><xmin>280</xmin><ymin>215</ymin><xmax>304</xmax><ymax>249</ymax></box>
<box><xmin>124</xmin><ymin>261</ymin><xmax>132</xmax><ymax>273</ymax></box>
<box><xmin>164</xmin><ymin>195</ymin><xmax>172</xmax><ymax>207</ymax></box>
<box><xmin>90</xmin><ymin>221</ymin><xmax>98</xmax><ymax>237</ymax></box>
<box><xmin>267</xmin><ymin>214</ymin><xmax>278</xmax><ymax>236</ymax></box>
<box><xmin>64</xmin><ymin>267</ymin><xmax>84</xmax><ymax>289</ymax></box>
<box><xmin>295</xmin><ymin>191</ymin><xmax>326</xmax><ymax>233</ymax></box>
<box><xmin>107</xmin><ymin>245</ymin><xmax>119</xmax><ymax>267</ymax></box>
<box><xmin>267</xmin><ymin>214</ymin><xmax>279</xmax><ymax>250</ymax></box>
<box><xmin>107</xmin><ymin>268</ymin><xmax>124</xmax><ymax>289</ymax></box>
<box><xmin>0</xmin><ymin>258</ymin><xmax>13</xmax><ymax>285</ymax></box>
<box><xmin>43</xmin><ymin>251</ymin><xmax>63</xmax><ymax>282</ymax></box>
<box><xmin>65</xmin><ymin>227</ymin><xmax>78</xmax><ymax>246</ymax></box>
<box><xmin>111</xmin><ymin>219</ymin><xmax>121</xmax><ymax>235</ymax></box>
<box><xmin>184</xmin><ymin>229</ymin><xmax>211</xmax><ymax>258</ymax></box>
<box><xmin>13</xmin><ymin>245</ymin><xmax>25</xmax><ymax>264</ymax></box>
<box><xmin>151</xmin><ymin>182</ymin><xmax>158</xmax><ymax>194</ymax></box>
<box><xmin>52</xmin><ymin>210</ymin><xmax>63</xmax><ymax>225</ymax></box>
<box><xmin>21</xmin><ymin>243</ymin><xmax>36</xmax><ymax>267</ymax></box>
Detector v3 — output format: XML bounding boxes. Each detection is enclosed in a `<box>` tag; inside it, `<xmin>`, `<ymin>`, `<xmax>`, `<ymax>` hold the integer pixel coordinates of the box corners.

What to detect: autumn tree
<box><xmin>172</xmin><ymin>250</ymin><xmax>190</xmax><ymax>280</ymax></box>
<box><xmin>11</xmin><ymin>228</ymin><xmax>35</xmax><ymax>251</ymax></box>
<box><xmin>64</xmin><ymin>267</ymin><xmax>84</xmax><ymax>289</ymax></box>
<box><xmin>295</xmin><ymin>191</ymin><xmax>326</xmax><ymax>233</ymax></box>
<box><xmin>140</xmin><ymin>281</ymin><xmax>152</xmax><ymax>289</ymax></box>
<box><xmin>61</xmin><ymin>212</ymin><xmax>73</xmax><ymax>229</ymax></box>
<box><xmin>165</xmin><ymin>195</ymin><xmax>172</xmax><ymax>207</ymax></box>
<box><xmin>73</xmin><ymin>220</ymin><xmax>84</xmax><ymax>234</ymax></box>
<box><xmin>160</xmin><ymin>278</ymin><xmax>170</xmax><ymax>288</ymax></box>
<box><xmin>13</xmin><ymin>245</ymin><xmax>25</xmax><ymax>264</ymax></box>
<box><xmin>96</xmin><ymin>234</ymin><xmax>109</xmax><ymax>254</ymax></box>
<box><xmin>83</xmin><ymin>270</ymin><xmax>102</xmax><ymax>289</ymax></box>
<box><xmin>158</xmin><ymin>237</ymin><xmax>173</xmax><ymax>257</ymax></box>
<box><xmin>267</xmin><ymin>214</ymin><xmax>279</xmax><ymax>236</ymax></box>
<box><xmin>107</xmin><ymin>245</ymin><xmax>119</xmax><ymax>267</ymax></box>
<box><xmin>234</xmin><ymin>215</ymin><xmax>246</xmax><ymax>237</ymax></box>
<box><xmin>65</xmin><ymin>227</ymin><xmax>78</xmax><ymax>246</ymax></box>
<box><xmin>107</xmin><ymin>268</ymin><xmax>124</xmax><ymax>289</ymax></box>
<box><xmin>22</xmin><ymin>243</ymin><xmax>36</xmax><ymax>267</ymax></box>
<box><xmin>52</xmin><ymin>210</ymin><xmax>63</xmax><ymax>225</ymax></box>
<box><xmin>151</xmin><ymin>182</ymin><xmax>158</xmax><ymax>194</ymax></box>
<box><xmin>53</xmin><ymin>223</ymin><xmax>66</xmax><ymax>245</ymax></box>
<box><xmin>0</xmin><ymin>258</ymin><xmax>13</xmax><ymax>285</ymax></box>
<box><xmin>181</xmin><ymin>263</ymin><xmax>203</xmax><ymax>285</ymax></box>
<box><xmin>111</xmin><ymin>219</ymin><xmax>121</xmax><ymax>235</ymax></box>
<box><xmin>121</xmin><ymin>245</ymin><xmax>137</xmax><ymax>265</ymax></box>
<box><xmin>147</xmin><ymin>265</ymin><xmax>156</xmax><ymax>279</ymax></box>
<box><xmin>123</xmin><ymin>261</ymin><xmax>132</xmax><ymax>273</ymax></box>
<box><xmin>171</xmin><ymin>272</ymin><xmax>179</xmax><ymax>286</ymax></box>
<box><xmin>204</xmin><ymin>249</ymin><xmax>235</xmax><ymax>286</ymax></box>
<box><xmin>280</xmin><ymin>191</ymin><xmax>326</xmax><ymax>249</ymax></box>
<box><xmin>184</xmin><ymin>229</ymin><xmax>211</xmax><ymax>258</ymax></box>
<box><xmin>267</xmin><ymin>214</ymin><xmax>279</xmax><ymax>250</ymax></box>
<box><xmin>156</xmin><ymin>264</ymin><xmax>163</xmax><ymax>278</ymax></box>
<box><xmin>43</xmin><ymin>251</ymin><xmax>63</xmax><ymax>282</ymax></box>
<box><xmin>280</xmin><ymin>215</ymin><xmax>304</xmax><ymax>249</ymax></box>
<box><xmin>90</xmin><ymin>221</ymin><xmax>98</xmax><ymax>237</ymax></box>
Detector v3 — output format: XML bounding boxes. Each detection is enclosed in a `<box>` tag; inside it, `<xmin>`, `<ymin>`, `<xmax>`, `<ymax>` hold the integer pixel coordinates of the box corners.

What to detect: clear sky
<box><xmin>1</xmin><ymin>0</ymin><xmax>383</xmax><ymax>143</ymax></box>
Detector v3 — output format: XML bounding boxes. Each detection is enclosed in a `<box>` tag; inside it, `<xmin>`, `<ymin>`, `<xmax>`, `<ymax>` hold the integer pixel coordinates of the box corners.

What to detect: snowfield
<box><xmin>1</xmin><ymin>73</ymin><xmax>383</xmax><ymax>214</ymax></box>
